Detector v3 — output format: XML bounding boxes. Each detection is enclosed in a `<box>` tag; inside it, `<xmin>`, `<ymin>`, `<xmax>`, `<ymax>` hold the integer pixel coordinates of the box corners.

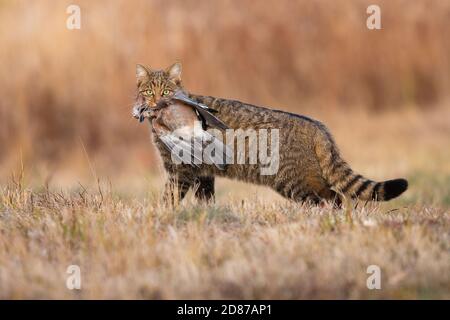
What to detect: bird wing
<box><xmin>172</xmin><ymin>91</ymin><xmax>229</xmax><ymax>130</ymax></box>
<box><xmin>159</xmin><ymin>134</ymin><xmax>202</xmax><ymax>168</ymax></box>
<box><xmin>159</xmin><ymin>129</ymin><xmax>231</xmax><ymax>170</ymax></box>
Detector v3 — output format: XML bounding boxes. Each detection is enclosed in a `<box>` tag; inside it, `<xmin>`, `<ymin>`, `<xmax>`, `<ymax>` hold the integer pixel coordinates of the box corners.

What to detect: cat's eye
<box><xmin>162</xmin><ymin>89</ymin><xmax>170</xmax><ymax>96</ymax></box>
<box><xmin>144</xmin><ymin>89</ymin><xmax>153</xmax><ymax>96</ymax></box>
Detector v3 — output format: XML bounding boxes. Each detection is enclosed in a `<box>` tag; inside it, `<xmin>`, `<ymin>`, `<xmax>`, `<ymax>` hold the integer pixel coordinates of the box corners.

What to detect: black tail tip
<box><xmin>383</xmin><ymin>178</ymin><xmax>408</xmax><ymax>200</ymax></box>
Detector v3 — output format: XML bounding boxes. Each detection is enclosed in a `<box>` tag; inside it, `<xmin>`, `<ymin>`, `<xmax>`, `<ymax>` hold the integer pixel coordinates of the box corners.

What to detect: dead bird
<box><xmin>134</xmin><ymin>90</ymin><xmax>231</xmax><ymax>170</ymax></box>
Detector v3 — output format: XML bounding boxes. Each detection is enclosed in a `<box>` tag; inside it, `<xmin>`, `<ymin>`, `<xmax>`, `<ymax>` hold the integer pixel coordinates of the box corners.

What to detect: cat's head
<box><xmin>135</xmin><ymin>62</ymin><xmax>182</xmax><ymax>108</ymax></box>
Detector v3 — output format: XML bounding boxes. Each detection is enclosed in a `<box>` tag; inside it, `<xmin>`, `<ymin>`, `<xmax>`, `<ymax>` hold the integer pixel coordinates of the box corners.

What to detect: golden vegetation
<box><xmin>0</xmin><ymin>0</ymin><xmax>449</xmax><ymax>299</ymax></box>
<box><xmin>0</xmin><ymin>173</ymin><xmax>449</xmax><ymax>299</ymax></box>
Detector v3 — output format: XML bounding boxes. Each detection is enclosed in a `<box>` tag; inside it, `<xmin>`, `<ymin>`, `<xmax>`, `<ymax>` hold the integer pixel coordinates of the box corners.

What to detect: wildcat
<box><xmin>133</xmin><ymin>62</ymin><xmax>408</xmax><ymax>205</ymax></box>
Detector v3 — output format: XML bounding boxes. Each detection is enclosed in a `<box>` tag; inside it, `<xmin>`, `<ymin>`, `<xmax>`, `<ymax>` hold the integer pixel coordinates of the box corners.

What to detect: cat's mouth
<box><xmin>134</xmin><ymin>100</ymin><xmax>172</xmax><ymax>123</ymax></box>
<box><xmin>133</xmin><ymin>104</ymin><xmax>156</xmax><ymax>123</ymax></box>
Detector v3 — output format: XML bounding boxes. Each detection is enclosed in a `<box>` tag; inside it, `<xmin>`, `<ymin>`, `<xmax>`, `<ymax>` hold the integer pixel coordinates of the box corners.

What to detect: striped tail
<box><xmin>333</xmin><ymin>171</ymin><xmax>408</xmax><ymax>201</ymax></box>
<box><xmin>314</xmin><ymin>126</ymin><xmax>408</xmax><ymax>201</ymax></box>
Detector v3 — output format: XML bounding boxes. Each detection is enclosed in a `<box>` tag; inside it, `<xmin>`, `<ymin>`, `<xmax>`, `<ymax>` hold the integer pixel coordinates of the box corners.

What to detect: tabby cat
<box><xmin>133</xmin><ymin>62</ymin><xmax>408</xmax><ymax>205</ymax></box>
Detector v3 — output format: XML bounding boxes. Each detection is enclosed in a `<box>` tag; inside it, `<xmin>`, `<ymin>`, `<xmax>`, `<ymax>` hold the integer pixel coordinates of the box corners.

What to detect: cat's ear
<box><xmin>136</xmin><ymin>64</ymin><xmax>150</xmax><ymax>84</ymax></box>
<box><xmin>166</xmin><ymin>62</ymin><xmax>182</xmax><ymax>83</ymax></box>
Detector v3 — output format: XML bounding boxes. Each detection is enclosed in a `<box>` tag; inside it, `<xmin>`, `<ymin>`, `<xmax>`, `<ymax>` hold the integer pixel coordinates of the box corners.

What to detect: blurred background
<box><xmin>0</xmin><ymin>0</ymin><xmax>449</xmax><ymax>203</ymax></box>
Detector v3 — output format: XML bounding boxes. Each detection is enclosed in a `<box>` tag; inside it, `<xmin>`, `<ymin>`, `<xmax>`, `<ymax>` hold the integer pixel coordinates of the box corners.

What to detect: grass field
<box><xmin>0</xmin><ymin>108</ymin><xmax>449</xmax><ymax>299</ymax></box>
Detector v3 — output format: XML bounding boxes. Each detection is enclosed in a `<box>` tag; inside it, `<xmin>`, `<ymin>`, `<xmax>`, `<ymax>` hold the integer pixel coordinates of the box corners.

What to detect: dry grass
<box><xmin>0</xmin><ymin>176</ymin><xmax>448</xmax><ymax>299</ymax></box>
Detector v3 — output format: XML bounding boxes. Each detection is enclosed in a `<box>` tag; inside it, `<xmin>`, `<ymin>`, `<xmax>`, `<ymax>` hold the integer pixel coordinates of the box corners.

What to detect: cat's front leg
<box><xmin>193</xmin><ymin>176</ymin><xmax>215</xmax><ymax>202</ymax></box>
<box><xmin>162</xmin><ymin>174</ymin><xmax>193</xmax><ymax>205</ymax></box>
